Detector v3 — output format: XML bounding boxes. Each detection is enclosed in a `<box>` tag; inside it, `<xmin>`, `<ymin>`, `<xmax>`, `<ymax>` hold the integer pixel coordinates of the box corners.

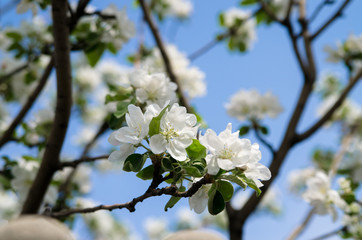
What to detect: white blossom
<box><xmin>16</xmin><ymin>0</ymin><xmax>41</xmax><ymax>16</ymax></box>
<box><xmin>143</xmin><ymin>217</ymin><xmax>168</xmax><ymax>240</ymax></box>
<box><xmin>200</xmin><ymin>123</ymin><xmax>271</xmax><ymax>186</ymax></box>
<box><xmin>176</xmin><ymin>207</ymin><xmax>201</xmax><ymax>229</ymax></box>
<box><xmin>302</xmin><ymin>171</ymin><xmax>347</xmax><ymax>220</ymax></box>
<box><xmin>164</xmin><ymin>0</ymin><xmax>193</xmax><ymax>18</ymax></box>
<box><xmin>150</xmin><ymin>103</ymin><xmax>198</xmax><ymax>161</ymax></box>
<box><xmin>97</xmin><ymin>60</ymin><xmax>131</xmax><ymax>88</ymax></box>
<box><xmin>226</xmin><ymin>89</ymin><xmax>283</xmax><ymax>121</ymax></box>
<box><xmin>325</xmin><ymin>34</ymin><xmax>362</xmax><ymax>71</ymax></box>
<box><xmin>143</xmin><ymin>45</ymin><xmax>206</xmax><ymax>99</ymax></box>
<box><xmin>11</xmin><ymin>158</ymin><xmax>57</xmax><ymax>204</ymax></box>
<box><xmin>55</xmin><ymin>165</ymin><xmax>92</xmax><ymax>194</ymax></box>
<box><xmin>0</xmin><ymin>190</ymin><xmax>19</xmax><ymax>224</ymax></box>
<box><xmin>222</xmin><ymin>8</ymin><xmax>257</xmax><ymax>50</ymax></box>
<box><xmin>75</xmin><ymin>66</ymin><xmax>101</xmax><ymax>90</ymax></box>
<box><xmin>129</xmin><ymin>67</ymin><xmax>178</xmax><ymax>107</ymax></box>
<box><xmin>188</xmin><ymin>180</ymin><xmax>211</xmax><ymax>214</ymax></box>
<box><xmin>102</xmin><ymin>5</ymin><xmax>135</xmax><ymax>50</ymax></box>
<box><xmin>288</xmin><ymin>167</ymin><xmax>318</xmax><ymax>194</ymax></box>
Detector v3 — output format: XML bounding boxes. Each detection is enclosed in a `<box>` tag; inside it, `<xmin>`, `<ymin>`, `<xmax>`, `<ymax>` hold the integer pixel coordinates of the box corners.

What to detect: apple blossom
<box><xmin>226</xmin><ymin>89</ymin><xmax>283</xmax><ymax>121</ymax></box>
<box><xmin>149</xmin><ymin>103</ymin><xmax>198</xmax><ymax>161</ymax></box>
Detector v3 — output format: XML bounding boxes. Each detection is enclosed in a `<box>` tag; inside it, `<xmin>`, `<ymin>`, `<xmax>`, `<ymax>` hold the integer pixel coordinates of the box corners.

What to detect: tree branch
<box><xmin>0</xmin><ymin>63</ymin><xmax>29</xmax><ymax>85</ymax></box>
<box><xmin>138</xmin><ymin>0</ymin><xmax>191</xmax><ymax>113</ymax></box>
<box><xmin>310</xmin><ymin>0</ymin><xmax>352</xmax><ymax>40</ymax></box>
<box><xmin>295</xmin><ymin>69</ymin><xmax>362</xmax><ymax>142</ymax></box>
<box><xmin>0</xmin><ymin>58</ymin><xmax>54</xmax><ymax>149</ymax></box>
<box><xmin>253</xmin><ymin>127</ymin><xmax>276</xmax><ymax>156</ymax></box>
<box><xmin>310</xmin><ymin>227</ymin><xmax>346</xmax><ymax>240</ymax></box>
<box><xmin>58</xmin><ymin>154</ymin><xmax>109</xmax><ymax>170</ymax></box>
<box><xmin>287</xmin><ymin>207</ymin><xmax>315</xmax><ymax>240</ymax></box>
<box><xmin>51</xmin><ymin>174</ymin><xmax>213</xmax><ymax>218</ymax></box>
<box><xmin>21</xmin><ymin>0</ymin><xmax>72</xmax><ymax>214</ymax></box>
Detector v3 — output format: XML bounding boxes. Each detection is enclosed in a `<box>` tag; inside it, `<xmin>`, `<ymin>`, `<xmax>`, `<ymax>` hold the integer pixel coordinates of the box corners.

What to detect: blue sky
<box><xmin>1</xmin><ymin>0</ymin><xmax>362</xmax><ymax>239</ymax></box>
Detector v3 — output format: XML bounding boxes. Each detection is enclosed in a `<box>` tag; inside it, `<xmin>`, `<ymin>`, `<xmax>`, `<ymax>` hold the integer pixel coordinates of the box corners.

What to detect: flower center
<box><xmin>161</xmin><ymin>127</ymin><xmax>179</xmax><ymax>142</ymax></box>
<box><xmin>218</xmin><ymin>145</ymin><xmax>235</xmax><ymax>160</ymax></box>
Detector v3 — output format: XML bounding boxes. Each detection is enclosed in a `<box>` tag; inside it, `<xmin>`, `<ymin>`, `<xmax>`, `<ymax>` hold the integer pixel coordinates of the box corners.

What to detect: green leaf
<box><xmin>186</xmin><ymin>139</ymin><xmax>206</xmax><ymax>160</ymax></box>
<box><xmin>216</xmin><ymin>180</ymin><xmax>234</xmax><ymax>202</ymax></box>
<box><xmin>260</xmin><ymin>126</ymin><xmax>269</xmax><ymax>135</ymax></box>
<box><xmin>161</xmin><ymin>157</ymin><xmax>176</xmax><ymax>171</ymax></box>
<box><xmin>136</xmin><ymin>165</ymin><xmax>154</xmax><ymax>180</ymax></box>
<box><xmin>148</xmin><ymin>105</ymin><xmax>169</xmax><ymax>136</ymax></box>
<box><xmin>107</xmin><ymin>43</ymin><xmax>117</xmax><ymax>54</ymax></box>
<box><xmin>240</xmin><ymin>0</ymin><xmax>257</xmax><ymax>6</ymax></box>
<box><xmin>183</xmin><ymin>166</ymin><xmax>203</xmax><ymax>178</ymax></box>
<box><xmin>123</xmin><ymin>154</ymin><xmax>147</xmax><ymax>172</ymax></box>
<box><xmin>218</xmin><ymin>13</ymin><xmax>225</xmax><ymax>26</ymax></box>
<box><xmin>220</xmin><ymin>175</ymin><xmax>247</xmax><ymax>189</ymax></box>
<box><xmin>208</xmin><ymin>190</ymin><xmax>225</xmax><ymax>215</ymax></box>
<box><xmin>108</xmin><ymin>114</ymin><xmax>125</xmax><ymax>130</ymax></box>
<box><xmin>6</xmin><ymin>31</ymin><xmax>22</xmax><ymax>41</ymax></box>
<box><xmin>114</xmin><ymin>102</ymin><xmax>130</xmax><ymax>118</ymax></box>
<box><xmin>85</xmin><ymin>43</ymin><xmax>106</xmax><ymax>67</ymax></box>
<box><xmin>239</xmin><ymin>126</ymin><xmax>250</xmax><ymax>136</ymax></box>
<box><xmin>241</xmin><ymin>175</ymin><xmax>261</xmax><ymax>196</ymax></box>
<box><xmin>164</xmin><ymin>186</ymin><xmax>186</xmax><ymax>211</ymax></box>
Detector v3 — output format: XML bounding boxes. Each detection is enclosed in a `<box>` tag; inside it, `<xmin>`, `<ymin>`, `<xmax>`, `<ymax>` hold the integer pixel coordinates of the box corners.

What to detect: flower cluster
<box><xmin>219</xmin><ymin>8</ymin><xmax>256</xmax><ymax>52</ymax></box>
<box><xmin>152</xmin><ymin>0</ymin><xmax>193</xmax><ymax>20</ymax></box>
<box><xmin>325</xmin><ymin>34</ymin><xmax>362</xmax><ymax>72</ymax></box>
<box><xmin>226</xmin><ymin>89</ymin><xmax>283</xmax><ymax>121</ymax></box>
<box><xmin>143</xmin><ymin>44</ymin><xmax>206</xmax><ymax>99</ymax></box>
<box><xmin>108</xmin><ymin>103</ymin><xmax>270</xmax><ymax>214</ymax></box>
<box><xmin>302</xmin><ymin>171</ymin><xmax>347</xmax><ymax>220</ymax></box>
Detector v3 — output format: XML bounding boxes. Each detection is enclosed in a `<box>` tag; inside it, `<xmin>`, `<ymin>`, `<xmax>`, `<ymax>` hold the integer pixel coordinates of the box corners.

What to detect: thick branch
<box><xmin>0</xmin><ymin>58</ymin><xmax>54</xmax><ymax>149</ymax></box>
<box><xmin>21</xmin><ymin>0</ymin><xmax>72</xmax><ymax>214</ymax></box>
<box><xmin>51</xmin><ymin>175</ymin><xmax>213</xmax><ymax>218</ymax></box>
<box><xmin>139</xmin><ymin>0</ymin><xmax>191</xmax><ymax>112</ymax></box>
<box><xmin>311</xmin><ymin>0</ymin><xmax>352</xmax><ymax>40</ymax></box>
<box><xmin>295</xmin><ymin>69</ymin><xmax>362</xmax><ymax>142</ymax></box>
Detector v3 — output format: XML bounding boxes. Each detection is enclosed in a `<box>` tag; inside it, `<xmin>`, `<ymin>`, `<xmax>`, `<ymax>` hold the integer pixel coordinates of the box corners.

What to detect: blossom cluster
<box><xmin>151</xmin><ymin>0</ymin><xmax>193</xmax><ymax>20</ymax></box>
<box><xmin>143</xmin><ymin>44</ymin><xmax>207</xmax><ymax>99</ymax></box>
<box><xmin>325</xmin><ymin>33</ymin><xmax>362</xmax><ymax>72</ymax></box>
<box><xmin>108</xmin><ymin>102</ymin><xmax>271</xmax><ymax>214</ymax></box>
<box><xmin>226</xmin><ymin>89</ymin><xmax>283</xmax><ymax>121</ymax></box>
<box><xmin>220</xmin><ymin>8</ymin><xmax>256</xmax><ymax>52</ymax></box>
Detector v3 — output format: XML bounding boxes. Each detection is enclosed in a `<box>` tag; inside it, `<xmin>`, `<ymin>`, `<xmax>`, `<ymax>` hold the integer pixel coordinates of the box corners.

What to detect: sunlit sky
<box><xmin>1</xmin><ymin>0</ymin><xmax>362</xmax><ymax>239</ymax></box>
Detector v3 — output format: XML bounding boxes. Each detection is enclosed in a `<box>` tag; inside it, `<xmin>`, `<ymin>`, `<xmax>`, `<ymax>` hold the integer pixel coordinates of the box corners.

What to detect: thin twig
<box><xmin>83</xmin><ymin>11</ymin><xmax>116</xmax><ymax>20</ymax></box>
<box><xmin>0</xmin><ymin>57</ymin><xmax>54</xmax><ymax>149</ymax></box>
<box><xmin>309</xmin><ymin>0</ymin><xmax>332</xmax><ymax>23</ymax></box>
<box><xmin>138</xmin><ymin>0</ymin><xmax>191</xmax><ymax>113</ymax></box>
<box><xmin>310</xmin><ymin>227</ymin><xmax>346</xmax><ymax>240</ymax></box>
<box><xmin>296</xmin><ymin>69</ymin><xmax>362</xmax><ymax>142</ymax></box>
<box><xmin>253</xmin><ymin>127</ymin><xmax>276</xmax><ymax>156</ymax></box>
<box><xmin>51</xmin><ymin>175</ymin><xmax>213</xmax><ymax>218</ymax></box>
<box><xmin>311</xmin><ymin>0</ymin><xmax>351</xmax><ymax>40</ymax></box>
<box><xmin>188</xmin><ymin>37</ymin><xmax>224</xmax><ymax>62</ymax></box>
<box><xmin>0</xmin><ymin>63</ymin><xmax>29</xmax><ymax>85</ymax></box>
<box><xmin>58</xmin><ymin>154</ymin><xmax>109</xmax><ymax>169</ymax></box>
<box><xmin>287</xmin><ymin>208</ymin><xmax>316</xmax><ymax>240</ymax></box>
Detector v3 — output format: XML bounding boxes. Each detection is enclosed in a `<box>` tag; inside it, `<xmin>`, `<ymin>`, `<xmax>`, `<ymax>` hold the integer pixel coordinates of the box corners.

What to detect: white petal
<box><xmin>108</xmin><ymin>131</ymin><xmax>120</xmax><ymax>146</ymax></box>
<box><xmin>150</xmin><ymin>134</ymin><xmax>167</xmax><ymax>154</ymax></box>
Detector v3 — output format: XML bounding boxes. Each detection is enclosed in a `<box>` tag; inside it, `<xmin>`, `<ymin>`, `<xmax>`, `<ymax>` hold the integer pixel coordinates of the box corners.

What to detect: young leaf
<box><xmin>123</xmin><ymin>154</ymin><xmax>147</xmax><ymax>172</ymax></box>
<box><xmin>216</xmin><ymin>180</ymin><xmax>234</xmax><ymax>202</ymax></box>
<box><xmin>241</xmin><ymin>175</ymin><xmax>261</xmax><ymax>196</ymax></box>
<box><xmin>148</xmin><ymin>105</ymin><xmax>169</xmax><ymax>136</ymax></box>
<box><xmin>260</xmin><ymin>126</ymin><xmax>269</xmax><ymax>135</ymax></box>
<box><xmin>136</xmin><ymin>165</ymin><xmax>154</xmax><ymax>180</ymax></box>
<box><xmin>85</xmin><ymin>43</ymin><xmax>106</xmax><ymax>67</ymax></box>
<box><xmin>208</xmin><ymin>190</ymin><xmax>225</xmax><ymax>215</ymax></box>
<box><xmin>239</xmin><ymin>126</ymin><xmax>250</xmax><ymax>136</ymax></box>
<box><xmin>164</xmin><ymin>186</ymin><xmax>186</xmax><ymax>211</ymax></box>
<box><xmin>114</xmin><ymin>102</ymin><xmax>130</xmax><ymax>119</ymax></box>
<box><xmin>183</xmin><ymin>166</ymin><xmax>203</xmax><ymax>178</ymax></box>
<box><xmin>186</xmin><ymin>139</ymin><xmax>207</xmax><ymax>160</ymax></box>
<box><xmin>220</xmin><ymin>175</ymin><xmax>247</xmax><ymax>189</ymax></box>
